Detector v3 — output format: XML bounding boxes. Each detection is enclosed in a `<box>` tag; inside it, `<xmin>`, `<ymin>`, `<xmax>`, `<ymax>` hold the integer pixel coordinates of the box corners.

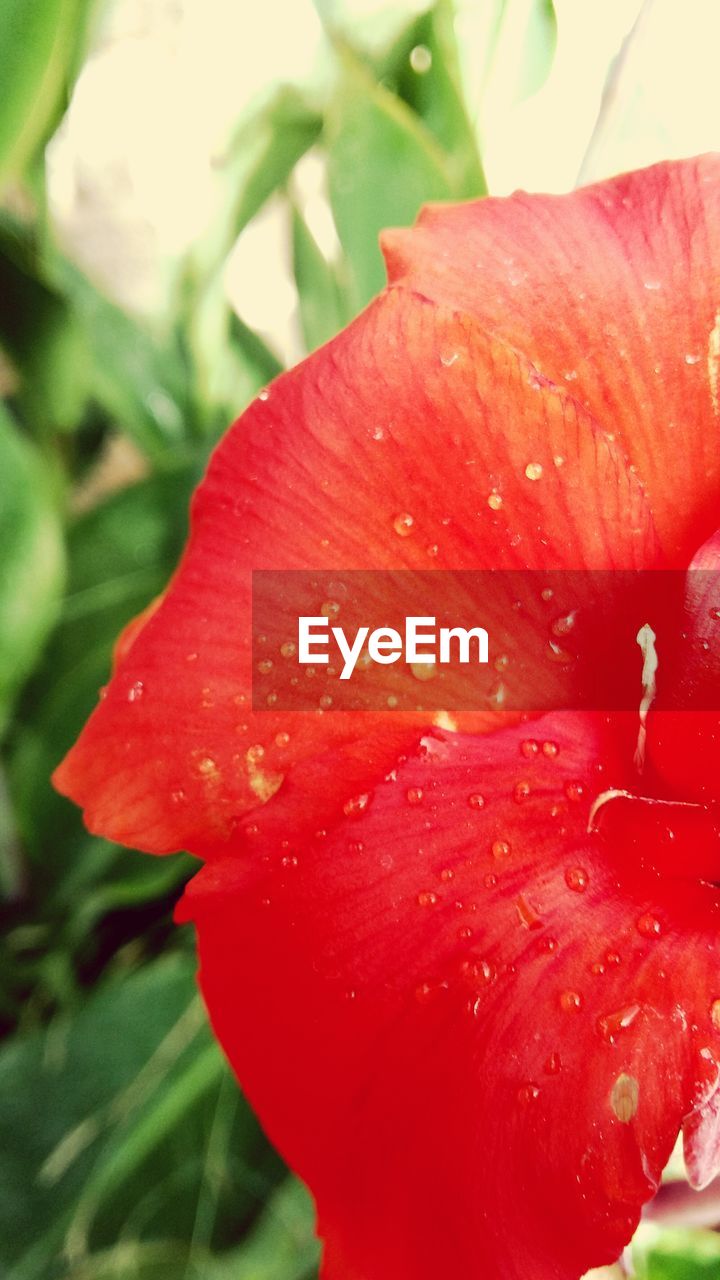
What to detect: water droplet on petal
<box><xmin>518</xmin><ymin>1083</ymin><xmax>540</xmax><ymax>1105</ymax></box>
<box><xmin>520</xmin><ymin>739</ymin><xmax>539</xmax><ymax>758</ymax></box>
<box><xmin>710</xmin><ymin>607</ymin><xmax>720</xmax><ymax>621</ymax></box>
<box><xmin>406</xmin><ymin>787</ymin><xmax>424</xmax><ymax>805</ymax></box>
<box><xmin>544</xmin><ymin>1051</ymin><xmax>562</xmax><ymax>1074</ymax></box>
<box><xmin>685</xmin><ymin>352</ymin><xmax>701</xmax><ymax>365</ymax></box>
<box><xmin>514</xmin><ymin>780</ymin><xmax>531</xmax><ymax>802</ymax></box>
<box><xmin>257</xmin><ymin>659</ymin><xmax>273</xmax><ymax>675</ymax></box>
<box><xmin>393</xmin><ymin>512</ymin><xmax>415</xmax><ymax>537</ymax></box>
<box><xmin>636</xmin><ymin>912</ymin><xmax>662</xmax><ymax>938</ymax></box>
<box><xmin>564</xmin><ymin>780</ymin><xmax>586</xmax><ymax>802</ymax></box>
<box><xmin>321</xmin><ymin>600</ymin><xmax>340</xmax><ymax>619</ymax></box>
<box><xmin>492</xmin><ymin>839</ymin><xmax>511</xmax><ymax>859</ymax></box>
<box><xmin>418</xmin><ymin>890</ymin><xmax>439</xmax><ymax>907</ymax></box>
<box><xmin>411</xmin><ymin>661</ymin><xmax>436</xmax><ymax>682</ymax></box>
<box><xmin>542</xmin><ymin>740</ymin><xmax>559</xmax><ymax>758</ymax></box>
<box><xmin>559</xmin><ymin>990</ymin><xmax>583</xmax><ymax>1013</ymax></box>
<box><xmin>551</xmin><ymin>611</ymin><xmax>577</xmax><ymax>637</ymax></box>
<box><xmin>525</xmin><ymin>462</ymin><xmax>544</xmax><ymax>481</ymax></box>
<box><xmin>597</xmin><ymin>1003</ymin><xmax>641</xmax><ymax>1043</ymax></box>
<box><xmin>343</xmin><ymin>792</ymin><xmax>370</xmax><ymax>818</ymax></box>
<box><xmin>487</xmin><ymin>491</ymin><xmax>503</xmax><ymax>511</ymax></box>
<box><xmin>468</xmin><ymin>792</ymin><xmax>485</xmax><ymax>810</ymax></box>
<box><xmin>565</xmin><ymin>866</ymin><xmax>589</xmax><ymax>893</ymax></box>
<box><xmin>128</xmin><ymin>680</ymin><xmax>144</xmax><ymax>702</ymax></box>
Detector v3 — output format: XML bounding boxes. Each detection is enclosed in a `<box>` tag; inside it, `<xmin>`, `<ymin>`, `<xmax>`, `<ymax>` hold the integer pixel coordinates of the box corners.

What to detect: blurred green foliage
<box><xmin>0</xmin><ymin>0</ymin><xmax>711</xmax><ymax>1276</ymax></box>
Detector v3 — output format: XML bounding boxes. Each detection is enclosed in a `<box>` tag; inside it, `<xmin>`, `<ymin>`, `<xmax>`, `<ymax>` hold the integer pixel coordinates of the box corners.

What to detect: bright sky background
<box><xmin>47</xmin><ymin>0</ymin><xmax>720</xmax><ymax>362</ymax></box>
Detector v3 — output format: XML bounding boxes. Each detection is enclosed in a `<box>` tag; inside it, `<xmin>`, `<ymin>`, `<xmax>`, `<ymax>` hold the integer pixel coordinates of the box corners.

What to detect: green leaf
<box><xmin>327</xmin><ymin>52</ymin><xmax>456</xmax><ymax>309</ymax></box>
<box><xmin>291</xmin><ymin>204</ymin><xmax>349</xmax><ymax>352</ymax></box>
<box><xmin>372</xmin><ymin>0</ymin><xmax>486</xmax><ymax>196</ymax></box>
<box><xmin>0</xmin><ymin>953</ymin><xmax>281</xmax><ymax>1280</ymax></box>
<box><xmin>9</xmin><ymin>464</ymin><xmax>200</xmax><ymax>895</ymax></box>
<box><xmin>56</xmin><ymin>1178</ymin><xmax>319</xmax><ymax>1280</ymax></box>
<box><xmin>633</xmin><ymin>1224</ymin><xmax>720</xmax><ymax>1278</ymax></box>
<box><xmin>0</xmin><ymin>0</ymin><xmax>98</xmax><ymax>186</ymax></box>
<box><xmin>0</xmin><ymin>402</ymin><xmax>65</xmax><ymax>735</ymax></box>
<box><xmin>54</xmin><ymin>258</ymin><xmax>195</xmax><ymax>460</ymax></box>
<box><xmin>0</xmin><ymin>213</ymin><xmax>90</xmax><ymax>433</ymax></box>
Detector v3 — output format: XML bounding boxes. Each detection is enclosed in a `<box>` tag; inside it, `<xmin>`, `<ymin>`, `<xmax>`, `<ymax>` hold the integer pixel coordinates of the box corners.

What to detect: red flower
<box><xmin>54</xmin><ymin>156</ymin><xmax>720</xmax><ymax>1278</ymax></box>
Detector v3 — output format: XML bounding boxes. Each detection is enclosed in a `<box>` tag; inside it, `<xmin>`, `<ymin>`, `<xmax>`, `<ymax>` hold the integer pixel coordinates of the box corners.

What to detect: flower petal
<box><xmin>383</xmin><ymin>156</ymin><xmax>720</xmax><ymax>561</ymax></box>
<box><xmin>181</xmin><ymin>714</ymin><xmax>720</xmax><ymax>1279</ymax></box>
<box><xmin>53</xmin><ymin>288</ymin><xmax>656</xmax><ymax>856</ymax></box>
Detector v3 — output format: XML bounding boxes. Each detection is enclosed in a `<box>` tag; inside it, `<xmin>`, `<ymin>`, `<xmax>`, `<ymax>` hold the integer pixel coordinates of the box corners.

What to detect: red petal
<box><xmin>181</xmin><ymin>714</ymin><xmax>720</xmax><ymax>1279</ymax></box>
<box><xmin>53</xmin><ymin>287</ymin><xmax>656</xmax><ymax>856</ymax></box>
<box><xmin>382</xmin><ymin>156</ymin><xmax>720</xmax><ymax>562</ymax></box>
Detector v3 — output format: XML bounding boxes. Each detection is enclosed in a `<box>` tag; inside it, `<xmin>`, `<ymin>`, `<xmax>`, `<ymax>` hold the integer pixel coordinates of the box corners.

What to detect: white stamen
<box><xmin>634</xmin><ymin>623</ymin><xmax>658</xmax><ymax>771</ymax></box>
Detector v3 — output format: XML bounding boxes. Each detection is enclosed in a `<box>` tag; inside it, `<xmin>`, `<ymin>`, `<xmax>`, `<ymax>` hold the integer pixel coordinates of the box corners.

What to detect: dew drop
<box><xmin>127</xmin><ymin>680</ymin><xmax>144</xmax><ymax>702</ymax></box>
<box><xmin>458</xmin><ymin>926</ymin><xmax>473</xmax><ymax>940</ymax></box>
<box><xmin>711</xmin><ymin>1000</ymin><xmax>720</xmax><ymax>1030</ymax></box>
<box><xmin>492</xmin><ymin>839</ymin><xmax>511</xmax><ymax>859</ymax></box>
<box><xmin>486</xmin><ymin>681</ymin><xmax>507</xmax><ymax>708</ymax></box>
<box><xmin>393</xmin><ymin>512</ymin><xmax>415</xmax><ymax>537</ymax></box>
<box><xmin>426</xmin><ymin>544</ymin><xmax>439</xmax><ymax>558</ymax></box>
<box><xmin>411</xmin><ymin>661</ymin><xmax>436</xmax><ymax>682</ymax></box>
<box><xmin>321</xmin><ymin>600</ymin><xmax>340</xmax><ymax>619</ymax></box>
<box><xmin>542</xmin><ymin>740</ymin><xmax>559</xmax><ymax>758</ymax></box>
<box><xmin>685</xmin><ymin>352</ymin><xmax>701</xmax><ymax>365</ymax></box>
<box><xmin>709</xmin><ymin>607</ymin><xmax>720</xmax><ymax>621</ymax></box>
<box><xmin>275</xmin><ymin>731</ymin><xmax>290</xmax><ymax>747</ymax></box>
<box><xmin>468</xmin><ymin>792</ymin><xmax>485</xmax><ymax>810</ymax></box>
<box><xmin>487</xmin><ymin>491</ymin><xmax>504</xmax><ymax>511</ymax></box>
<box><xmin>514</xmin><ymin>780</ymin><xmax>531</xmax><ymax>802</ymax></box>
<box><xmin>406</xmin><ymin>787</ymin><xmax>424</xmax><ymax>805</ymax></box>
<box><xmin>439</xmin><ymin>867</ymin><xmax>454</xmax><ymax>882</ymax></box>
<box><xmin>418</xmin><ymin>890</ymin><xmax>439</xmax><ymax>907</ymax></box>
<box><xmin>636</xmin><ymin>912</ymin><xmax>662</xmax><ymax>938</ymax></box>
<box><xmin>544</xmin><ymin>1051</ymin><xmax>562</xmax><ymax>1075</ymax></box>
<box><xmin>565</xmin><ymin>866</ymin><xmax>589</xmax><ymax>893</ymax></box>
<box><xmin>541</xmin><ymin>936</ymin><xmax>558</xmax><ymax>953</ymax></box>
<box><xmin>525</xmin><ymin>462</ymin><xmax>544</xmax><ymax>481</ymax></box>
<box><xmin>484</xmin><ymin>873</ymin><xmax>498</xmax><ymax>888</ymax></box>
<box><xmin>197</xmin><ymin>756</ymin><xmax>218</xmax><ymax>777</ymax></box>
<box><xmin>246</xmin><ymin>744</ymin><xmax>265</xmax><ymax>763</ymax></box>
<box><xmin>371</xmin><ymin>425</ymin><xmax>385</xmax><ymax>441</ymax></box>
<box><xmin>559</xmin><ymin>990</ymin><xmax>583</xmax><ymax>1013</ymax></box>
<box><xmin>517</xmin><ymin>1083</ymin><xmax>540</xmax><ymax>1105</ymax></box>
<box><xmin>520</xmin><ymin>739</ymin><xmax>539</xmax><ymax>758</ymax></box>
<box><xmin>409</xmin><ymin>42</ymin><xmax>432</xmax><ymax>72</ymax></box>
<box><xmin>280</xmin><ymin>640</ymin><xmax>296</xmax><ymax>658</ymax></box>
<box><xmin>440</xmin><ymin>350</ymin><xmax>459</xmax><ymax>367</ymax></box>
<box><xmin>540</xmin><ymin>587</ymin><xmax>554</xmax><ymax>603</ymax></box>
<box><xmin>551</xmin><ymin>611</ymin><xmax>577</xmax><ymax>637</ymax></box>
<box><xmin>597</xmin><ymin>1003</ymin><xmax>640</xmax><ymax>1044</ymax></box>
<box><xmin>257</xmin><ymin>659</ymin><xmax>273</xmax><ymax>675</ymax></box>
<box><xmin>343</xmin><ymin>792</ymin><xmax>370</xmax><ymax>818</ymax></box>
<box><xmin>605</xmin><ymin>949</ymin><xmax>622</xmax><ymax>967</ymax></box>
<box><xmin>564</xmin><ymin>780</ymin><xmax>586</xmax><ymax>802</ymax></box>
<box><xmin>494</xmin><ymin>653</ymin><xmax>509</xmax><ymax>672</ymax></box>
<box><xmin>319</xmin><ymin>693</ymin><xmax>333</xmax><ymax>710</ymax></box>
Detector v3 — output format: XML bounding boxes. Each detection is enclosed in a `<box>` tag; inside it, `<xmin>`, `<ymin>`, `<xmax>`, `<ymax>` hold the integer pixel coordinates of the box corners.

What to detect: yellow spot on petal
<box><xmin>611</xmin><ymin>1073</ymin><xmax>639</xmax><ymax>1123</ymax></box>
